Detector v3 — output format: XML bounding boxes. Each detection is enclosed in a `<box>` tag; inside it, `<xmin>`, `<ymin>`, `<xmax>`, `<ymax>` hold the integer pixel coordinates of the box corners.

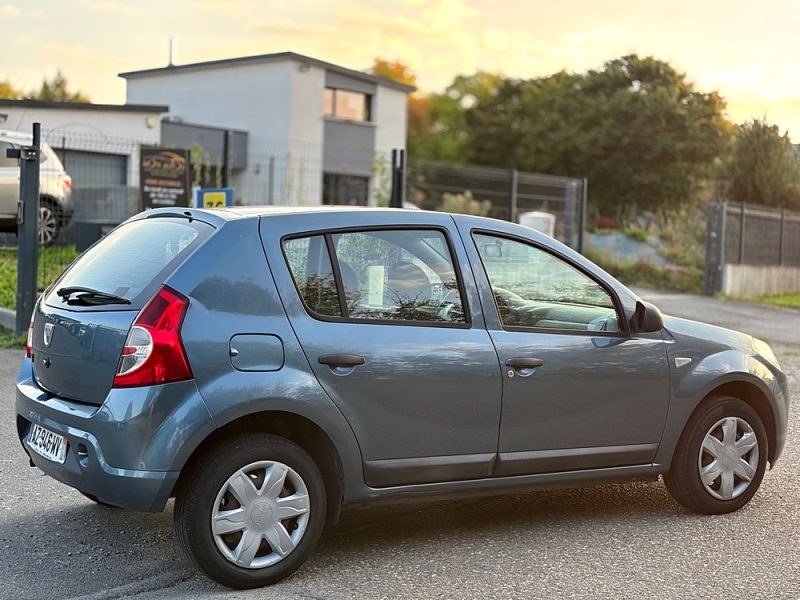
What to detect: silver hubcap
<box><xmin>698</xmin><ymin>416</ymin><xmax>759</xmax><ymax>500</ymax></box>
<box><xmin>39</xmin><ymin>206</ymin><xmax>58</xmax><ymax>245</ymax></box>
<box><xmin>211</xmin><ymin>460</ymin><xmax>310</xmax><ymax>569</ymax></box>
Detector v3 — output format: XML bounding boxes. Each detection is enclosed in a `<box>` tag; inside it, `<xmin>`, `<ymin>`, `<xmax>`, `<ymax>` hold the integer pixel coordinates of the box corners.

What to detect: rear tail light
<box><xmin>26</xmin><ymin>311</ymin><xmax>34</xmax><ymax>358</ymax></box>
<box><xmin>113</xmin><ymin>286</ymin><xmax>193</xmax><ymax>387</ymax></box>
<box><xmin>62</xmin><ymin>174</ymin><xmax>72</xmax><ymax>190</ymax></box>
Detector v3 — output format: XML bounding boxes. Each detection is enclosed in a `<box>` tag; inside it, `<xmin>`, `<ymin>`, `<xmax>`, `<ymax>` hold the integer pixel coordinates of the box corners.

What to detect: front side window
<box><xmin>323</xmin><ymin>87</ymin><xmax>371</xmax><ymax>121</ymax></box>
<box><xmin>283</xmin><ymin>229</ymin><xmax>466</xmax><ymax>325</ymax></box>
<box><xmin>474</xmin><ymin>234</ymin><xmax>619</xmax><ymax>332</ymax></box>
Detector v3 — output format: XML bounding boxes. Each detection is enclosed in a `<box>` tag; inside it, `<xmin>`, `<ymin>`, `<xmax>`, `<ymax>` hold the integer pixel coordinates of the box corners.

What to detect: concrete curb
<box><xmin>0</xmin><ymin>307</ymin><xmax>16</xmax><ymax>331</ymax></box>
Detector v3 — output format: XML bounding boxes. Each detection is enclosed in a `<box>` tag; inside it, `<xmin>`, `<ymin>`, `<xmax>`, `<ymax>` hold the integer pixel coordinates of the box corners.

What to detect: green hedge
<box><xmin>0</xmin><ymin>245</ymin><xmax>80</xmax><ymax>310</ymax></box>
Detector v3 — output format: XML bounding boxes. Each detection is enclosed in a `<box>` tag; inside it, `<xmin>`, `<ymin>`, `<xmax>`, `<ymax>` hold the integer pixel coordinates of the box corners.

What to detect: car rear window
<box><xmin>46</xmin><ymin>218</ymin><xmax>212</xmax><ymax>308</ymax></box>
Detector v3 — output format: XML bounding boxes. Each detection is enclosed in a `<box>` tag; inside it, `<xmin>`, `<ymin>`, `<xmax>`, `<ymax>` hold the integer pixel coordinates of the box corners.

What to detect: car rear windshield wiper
<box><xmin>56</xmin><ymin>286</ymin><xmax>131</xmax><ymax>306</ymax></box>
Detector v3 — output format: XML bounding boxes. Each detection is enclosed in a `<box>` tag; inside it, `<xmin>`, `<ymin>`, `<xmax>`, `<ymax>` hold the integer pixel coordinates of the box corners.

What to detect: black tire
<box><xmin>173</xmin><ymin>433</ymin><xmax>326</xmax><ymax>589</ymax></box>
<box><xmin>664</xmin><ymin>395</ymin><xmax>768</xmax><ymax>514</ymax></box>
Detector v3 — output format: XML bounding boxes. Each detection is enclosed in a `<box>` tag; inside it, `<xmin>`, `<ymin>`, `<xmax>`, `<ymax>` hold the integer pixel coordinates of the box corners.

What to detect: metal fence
<box><xmin>703</xmin><ymin>201</ymin><xmax>800</xmax><ymax>294</ymax></box>
<box><xmin>0</xmin><ymin>127</ymin><xmax>588</xmax><ymax>321</ymax></box>
<box><xmin>407</xmin><ymin>159</ymin><xmax>587</xmax><ymax>251</ymax></box>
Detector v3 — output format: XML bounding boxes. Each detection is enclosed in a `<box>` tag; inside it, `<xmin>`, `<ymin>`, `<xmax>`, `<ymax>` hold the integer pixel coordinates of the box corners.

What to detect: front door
<box><xmin>266</xmin><ymin>214</ymin><xmax>503</xmax><ymax>487</ymax></box>
<box><xmin>466</xmin><ymin>228</ymin><xmax>670</xmax><ymax>476</ymax></box>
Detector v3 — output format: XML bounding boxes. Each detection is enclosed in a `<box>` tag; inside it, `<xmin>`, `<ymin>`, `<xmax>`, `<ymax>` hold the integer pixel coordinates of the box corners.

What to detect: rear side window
<box><xmin>282</xmin><ymin>228</ymin><xmax>467</xmax><ymax>325</ymax></box>
<box><xmin>283</xmin><ymin>236</ymin><xmax>342</xmax><ymax>317</ymax></box>
<box><xmin>46</xmin><ymin>218</ymin><xmax>211</xmax><ymax>307</ymax></box>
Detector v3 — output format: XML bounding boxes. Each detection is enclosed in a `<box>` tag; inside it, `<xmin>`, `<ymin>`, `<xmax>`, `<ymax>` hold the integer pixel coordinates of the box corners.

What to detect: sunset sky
<box><xmin>4</xmin><ymin>0</ymin><xmax>800</xmax><ymax>139</ymax></box>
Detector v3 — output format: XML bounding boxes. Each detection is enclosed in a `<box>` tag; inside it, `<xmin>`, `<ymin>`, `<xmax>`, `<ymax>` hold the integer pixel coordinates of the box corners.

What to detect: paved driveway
<box><xmin>1</xmin><ymin>292</ymin><xmax>798</xmax><ymax>599</ymax></box>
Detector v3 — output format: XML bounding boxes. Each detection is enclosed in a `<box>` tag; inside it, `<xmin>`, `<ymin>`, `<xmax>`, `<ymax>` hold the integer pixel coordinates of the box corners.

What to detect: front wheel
<box><xmin>174</xmin><ymin>433</ymin><xmax>326</xmax><ymax>589</ymax></box>
<box><xmin>664</xmin><ymin>396</ymin><xmax>767</xmax><ymax>514</ymax></box>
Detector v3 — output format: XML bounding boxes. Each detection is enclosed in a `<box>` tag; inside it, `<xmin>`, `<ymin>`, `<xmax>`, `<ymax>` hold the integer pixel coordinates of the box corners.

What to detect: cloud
<box><xmin>0</xmin><ymin>4</ymin><xmax>21</xmax><ymax>16</ymax></box>
<box><xmin>81</xmin><ymin>0</ymin><xmax>141</xmax><ymax>15</ymax></box>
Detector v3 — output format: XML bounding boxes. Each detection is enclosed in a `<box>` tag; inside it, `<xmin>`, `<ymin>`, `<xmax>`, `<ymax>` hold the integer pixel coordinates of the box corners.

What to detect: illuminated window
<box><xmin>323</xmin><ymin>87</ymin><xmax>371</xmax><ymax>121</ymax></box>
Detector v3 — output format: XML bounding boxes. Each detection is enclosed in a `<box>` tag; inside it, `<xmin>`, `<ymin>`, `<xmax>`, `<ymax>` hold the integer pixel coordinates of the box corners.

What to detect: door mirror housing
<box><xmin>631</xmin><ymin>301</ymin><xmax>663</xmax><ymax>333</ymax></box>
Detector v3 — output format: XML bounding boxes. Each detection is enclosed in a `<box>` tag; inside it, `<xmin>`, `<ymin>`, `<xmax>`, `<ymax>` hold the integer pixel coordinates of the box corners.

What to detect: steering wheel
<box><xmin>436</xmin><ymin>287</ymin><xmax>462</xmax><ymax>321</ymax></box>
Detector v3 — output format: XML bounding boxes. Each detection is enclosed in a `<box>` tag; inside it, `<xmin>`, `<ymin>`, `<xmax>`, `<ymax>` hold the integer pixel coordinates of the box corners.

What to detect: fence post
<box><xmin>389</xmin><ymin>149</ymin><xmax>405</xmax><ymax>209</ymax></box>
<box><xmin>508</xmin><ymin>169</ymin><xmax>518</xmax><ymax>223</ymax></box>
<box><xmin>9</xmin><ymin>123</ymin><xmax>41</xmax><ymax>335</ymax></box>
<box><xmin>778</xmin><ymin>208</ymin><xmax>786</xmax><ymax>266</ymax></box>
<box><xmin>578</xmin><ymin>178</ymin><xmax>588</xmax><ymax>254</ymax></box>
<box><xmin>738</xmin><ymin>203</ymin><xmax>746</xmax><ymax>264</ymax></box>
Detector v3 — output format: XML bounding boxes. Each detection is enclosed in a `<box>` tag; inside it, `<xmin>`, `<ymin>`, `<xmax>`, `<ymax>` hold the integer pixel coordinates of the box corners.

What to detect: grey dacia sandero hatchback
<box><xmin>16</xmin><ymin>207</ymin><xmax>790</xmax><ymax>588</ymax></box>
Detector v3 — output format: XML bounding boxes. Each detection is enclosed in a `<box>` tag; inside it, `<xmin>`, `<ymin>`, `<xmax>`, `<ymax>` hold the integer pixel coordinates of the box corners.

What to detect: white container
<box><xmin>518</xmin><ymin>211</ymin><xmax>556</xmax><ymax>237</ymax></box>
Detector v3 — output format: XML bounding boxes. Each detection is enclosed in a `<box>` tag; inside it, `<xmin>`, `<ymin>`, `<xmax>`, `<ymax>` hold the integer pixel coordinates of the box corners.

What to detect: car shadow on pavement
<box><xmin>2</xmin><ymin>479</ymin><xmax>716</xmax><ymax>599</ymax></box>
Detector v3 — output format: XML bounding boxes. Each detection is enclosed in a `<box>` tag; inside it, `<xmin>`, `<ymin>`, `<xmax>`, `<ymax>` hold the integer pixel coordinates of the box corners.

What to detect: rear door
<box><xmin>32</xmin><ymin>217</ymin><xmax>212</xmax><ymax>405</ymax></box>
<box><xmin>264</xmin><ymin>212</ymin><xmax>503</xmax><ymax>487</ymax></box>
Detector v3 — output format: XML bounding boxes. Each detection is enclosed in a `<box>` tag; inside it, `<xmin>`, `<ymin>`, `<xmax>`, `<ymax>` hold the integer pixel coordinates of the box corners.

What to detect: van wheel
<box><xmin>664</xmin><ymin>396</ymin><xmax>767</xmax><ymax>514</ymax></box>
<box><xmin>174</xmin><ymin>433</ymin><xmax>326</xmax><ymax>589</ymax></box>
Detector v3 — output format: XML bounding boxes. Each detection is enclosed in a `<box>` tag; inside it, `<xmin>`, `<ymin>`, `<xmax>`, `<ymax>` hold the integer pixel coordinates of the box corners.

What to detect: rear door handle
<box><xmin>319</xmin><ymin>354</ymin><xmax>365</xmax><ymax>367</ymax></box>
<box><xmin>506</xmin><ymin>357</ymin><xmax>544</xmax><ymax>369</ymax></box>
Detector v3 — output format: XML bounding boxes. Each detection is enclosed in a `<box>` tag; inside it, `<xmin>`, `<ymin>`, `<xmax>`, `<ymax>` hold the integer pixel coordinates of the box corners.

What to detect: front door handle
<box><xmin>319</xmin><ymin>354</ymin><xmax>365</xmax><ymax>367</ymax></box>
<box><xmin>506</xmin><ymin>357</ymin><xmax>544</xmax><ymax>369</ymax></box>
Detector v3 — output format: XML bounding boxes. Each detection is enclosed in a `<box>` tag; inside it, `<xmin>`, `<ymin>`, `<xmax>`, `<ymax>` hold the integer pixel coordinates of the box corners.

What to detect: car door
<box><xmin>264</xmin><ymin>211</ymin><xmax>503</xmax><ymax>488</ymax></box>
<box><xmin>456</xmin><ymin>217</ymin><xmax>670</xmax><ymax>476</ymax></box>
<box><xmin>0</xmin><ymin>141</ymin><xmax>20</xmax><ymax>218</ymax></box>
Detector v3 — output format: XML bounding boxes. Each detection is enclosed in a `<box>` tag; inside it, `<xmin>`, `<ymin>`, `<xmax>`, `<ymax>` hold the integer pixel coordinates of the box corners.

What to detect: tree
<box><xmin>0</xmin><ymin>80</ymin><xmax>23</xmax><ymax>99</ymax></box>
<box><xmin>27</xmin><ymin>71</ymin><xmax>90</xmax><ymax>102</ymax></box>
<box><xmin>465</xmin><ymin>55</ymin><xmax>731</xmax><ymax>219</ymax></box>
<box><xmin>716</xmin><ymin>119</ymin><xmax>800</xmax><ymax>209</ymax></box>
<box><xmin>371</xmin><ymin>58</ymin><xmax>417</xmax><ymax>88</ymax></box>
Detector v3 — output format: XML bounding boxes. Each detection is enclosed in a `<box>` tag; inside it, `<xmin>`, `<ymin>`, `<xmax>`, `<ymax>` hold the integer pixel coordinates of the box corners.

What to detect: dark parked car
<box><xmin>16</xmin><ymin>207</ymin><xmax>789</xmax><ymax>588</ymax></box>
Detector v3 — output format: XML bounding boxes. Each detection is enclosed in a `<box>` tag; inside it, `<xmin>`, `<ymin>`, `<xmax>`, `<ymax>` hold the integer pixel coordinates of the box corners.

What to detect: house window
<box><xmin>323</xmin><ymin>173</ymin><xmax>369</xmax><ymax>206</ymax></box>
<box><xmin>323</xmin><ymin>87</ymin><xmax>371</xmax><ymax>122</ymax></box>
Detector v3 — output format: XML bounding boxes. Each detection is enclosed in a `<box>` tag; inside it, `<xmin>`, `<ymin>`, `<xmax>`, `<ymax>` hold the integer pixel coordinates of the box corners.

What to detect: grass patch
<box><xmin>585</xmin><ymin>248</ymin><xmax>703</xmax><ymax>294</ymax></box>
<box><xmin>754</xmin><ymin>292</ymin><xmax>800</xmax><ymax>309</ymax></box>
<box><xmin>0</xmin><ymin>245</ymin><xmax>80</xmax><ymax>310</ymax></box>
<box><xmin>0</xmin><ymin>328</ymin><xmax>26</xmax><ymax>349</ymax></box>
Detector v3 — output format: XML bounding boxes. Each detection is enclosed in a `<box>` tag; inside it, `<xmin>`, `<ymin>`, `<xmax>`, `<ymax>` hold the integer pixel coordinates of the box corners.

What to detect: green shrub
<box><xmin>621</xmin><ymin>225</ymin><xmax>649</xmax><ymax>242</ymax></box>
<box><xmin>0</xmin><ymin>245</ymin><xmax>80</xmax><ymax>310</ymax></box>
<box><xmin>584</xmin><ymin>248</ymin><xmax>702</xmax><ymax>294</ymax></box>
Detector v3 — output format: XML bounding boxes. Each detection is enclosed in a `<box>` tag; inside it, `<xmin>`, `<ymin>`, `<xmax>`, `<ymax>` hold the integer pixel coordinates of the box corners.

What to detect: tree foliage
<box><xmin>0</xmin><ymin>80</ymin><xmax>23</xmax><ymax>99</ymax></box>
<box><xmin>0</xmin><ymin>71</ymin><xmax>89</xmax><ymax>102</ymax></box>
<box><xmin>464</xmin><ymin>55</ymin><xmax>731</xmax><ymax>218</ymax></box>
<box><xmin>716</xmin><ymin>119</ymin><xmax>800</xmax><ymax>209</ymax></box>
<box><xmin>28</xmin><ymin>71</ymin><xmax>90</xmax><ymax>102</ymax></box>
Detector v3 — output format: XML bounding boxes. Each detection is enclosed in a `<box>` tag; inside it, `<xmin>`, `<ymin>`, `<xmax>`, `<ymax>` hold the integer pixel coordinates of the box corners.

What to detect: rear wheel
<box><xmin>174</xmin><ymin>433</ymin><xmax>326</xmax><ymax>589</ymax></box>
<box><xmin>664</xmin><ymin>396</ymin><xmax>767</xmax><ymax>514</ymax></box>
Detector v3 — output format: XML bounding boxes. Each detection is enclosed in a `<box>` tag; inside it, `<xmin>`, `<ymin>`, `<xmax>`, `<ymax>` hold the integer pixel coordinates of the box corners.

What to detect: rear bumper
<box><xmin>15</xmin><ymin>358</ymin><xmax>216</xmax><ymax>512</ymax></box>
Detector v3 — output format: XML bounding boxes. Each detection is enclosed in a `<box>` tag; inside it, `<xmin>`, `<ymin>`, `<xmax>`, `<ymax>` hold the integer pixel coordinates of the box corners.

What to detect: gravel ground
<box><xmin>0</xmin><ymin>293</ymin><xmax>798</xmax><ymax>599</ymax></box>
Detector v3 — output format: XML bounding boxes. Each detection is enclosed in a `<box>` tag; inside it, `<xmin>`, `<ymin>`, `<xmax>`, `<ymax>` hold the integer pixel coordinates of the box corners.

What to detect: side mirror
<box><xmin>631</xmin><ymin>301</ymin><xmax>663</xmax><ymax>333</ymax></box>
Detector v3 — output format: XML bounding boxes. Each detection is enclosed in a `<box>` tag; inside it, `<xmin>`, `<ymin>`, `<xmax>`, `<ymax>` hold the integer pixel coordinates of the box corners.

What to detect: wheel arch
<box><xmin>700</xmin><ymin>380</ymin><xmax>776</xmax><ymax>465</ymax></box>
<box><xmin>175</xmin><ymin>410</ymin><xmax>346</xmax><ymax>525</ymax></box>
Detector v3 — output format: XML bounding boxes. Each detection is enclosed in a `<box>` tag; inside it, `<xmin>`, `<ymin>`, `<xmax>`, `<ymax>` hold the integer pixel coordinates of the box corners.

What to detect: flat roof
<box><xmin>0</xmin><ymin>99</ymin><xmax>169</xmax><ymax>113</ymax></box>
<box><xmin>119</xmin><ymin>51</ymin><xmax>415</xmax><ymax>93</ymax></box>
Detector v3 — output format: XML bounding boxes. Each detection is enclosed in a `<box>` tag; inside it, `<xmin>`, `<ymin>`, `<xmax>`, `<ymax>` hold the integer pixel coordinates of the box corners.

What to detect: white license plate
<box><xmin>27</xmin><ymin>424</ymin><xmax>68</xmax><ymax>464</ymax></box>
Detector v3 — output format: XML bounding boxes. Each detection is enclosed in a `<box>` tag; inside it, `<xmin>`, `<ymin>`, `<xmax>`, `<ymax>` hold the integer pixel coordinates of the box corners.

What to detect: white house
<box><xmin>120</xmin><ymin>51</ymin><xmax>413</xmax><ymax>206</ymax></box>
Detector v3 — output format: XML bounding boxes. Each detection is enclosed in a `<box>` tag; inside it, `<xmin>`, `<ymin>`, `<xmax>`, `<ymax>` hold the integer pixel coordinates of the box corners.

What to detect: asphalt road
<box><xmin>1</xmin><ymin>293</ymin><xmax>798</xmax><ymax>599</ymax></box>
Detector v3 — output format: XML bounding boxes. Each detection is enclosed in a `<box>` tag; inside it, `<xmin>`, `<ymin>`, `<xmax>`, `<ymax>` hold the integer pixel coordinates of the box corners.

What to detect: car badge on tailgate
<box><xmin>43</xmin><ymin>323</ymin><xmax>54</xmax><ymax>347</ymax></box>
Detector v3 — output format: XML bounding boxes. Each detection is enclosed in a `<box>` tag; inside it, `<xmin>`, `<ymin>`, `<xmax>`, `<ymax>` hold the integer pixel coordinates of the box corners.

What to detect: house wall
<box><xmin>0</xmin><ymin>106</ymin><xmax>163</xmax><ymax>185</ymax></box>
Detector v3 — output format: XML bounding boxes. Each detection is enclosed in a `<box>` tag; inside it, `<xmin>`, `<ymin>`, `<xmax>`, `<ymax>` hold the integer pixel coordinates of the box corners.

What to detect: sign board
<box><xmin>139</xmin><ymin>146</ymin><xmax>191</xmax><ymax>209</ymax></box>
<box><xmin>195</xmin><ymin>187</ymin><xmax>234</xmax><ymax>208</ymax></box>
